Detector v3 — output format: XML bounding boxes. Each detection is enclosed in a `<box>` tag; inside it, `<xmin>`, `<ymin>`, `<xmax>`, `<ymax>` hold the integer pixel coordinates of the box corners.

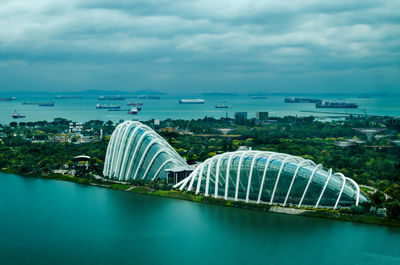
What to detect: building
<box><xmin>103</xmin><ymin>121</ymin><xmax>191</xmax><ymax>182</ymax></box>
<box><xmin>174</xmin><ymin>150</ymin><xmax>369</xmax><ymax>209</ymax></box>
<box><xmin>69</xmin><ymin>122</ymin><xmax>83</xmax><ymax>133</ymax></box>
<box><xmin>234</xmin><ymin>112</ymin><xmax>247</xmax><ymax>125</ymax></box>
<box><xmin>255</xmin><ymin>111</ymin><xmax>269</xmax><ymax>125</ymax></box>
<box><xmin>256</xmin><ymin>111</ymin><xmax>269</xmax><ymax>121</ymax></box>
<box><xmin>103</xmin><ymin>121</ymin><xmax>368</xmax><ymax>209</ymax></box>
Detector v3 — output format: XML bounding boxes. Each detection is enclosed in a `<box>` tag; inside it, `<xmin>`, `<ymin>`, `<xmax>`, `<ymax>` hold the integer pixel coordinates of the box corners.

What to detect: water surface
<box><xmin>1</xmin><ymin>172</ymin><xmax>399</xmax><ymax>265</ymax></box>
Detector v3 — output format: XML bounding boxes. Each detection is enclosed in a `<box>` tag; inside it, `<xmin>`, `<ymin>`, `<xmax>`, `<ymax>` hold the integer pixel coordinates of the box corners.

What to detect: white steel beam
<box><xmin>111</xmin><ymin>121</ymin><xmax>133</xmax><ymax>178</ymax></box>
<box><xmin>205</xmin><ymin>157</ymin><xmax>217</xmax><ymax>196</ymax></box>
<box><xmin>106</xmin><ymin>123</ymin><xmax>127</xmax><ymax>177</ymax></box>
<box><xmin>334</xmin><ymin>173</ymin><xmax>346</xmax><ymax>209</ymax></box>
<box><xmin>315</xmin><ymin>169</ymin><xmax>333</xmax><ymax>208</ymax></box>
<box><xmin>123</xmin><ymin>130</ymin><xmax>150</xmax><ymax>180</ymax></box>
<box><xmin>283</xmin><ymin>159</ymin><xmax>314</xmax><ymax>206</ymax></box>
<box><xmin>214</xmin><ymin>154</ymin><xmax>226</xmax><ymax>198</ymax></box>
<box><xmin>257</xmin><ymin>154</ymin><xmax>285</xmax><ymax>204</ymax></box>
<box><xmin>195</xmin><ymin>163</ymin><xmax>206</xmax><ymax>194</ymax></box>
<box><xmin>179</xmin><ymin>176</ymin><xmax>192</xmax><ymax>191</ymax></box>
<box><xmin>245</xmin><ymin>152</ymin><xmax>264</xmax><ymax>202</ymax></box>
<box><xmin>141</xmin><ymin>149</ymin><xmax>166</xmax><ymax>180</ymax></box>
<box><xmin>188</xmin><ymin>166</ymin><xmax>201</xmax><ymax>191</ymax></box>
<box><xmin>151</xmin><ymin>159</ymin><xmax>173</xmax><ymax>181</ymax></box>
<box><xmin>117</xmin><ymin>124</ymin><xmax>145</xmax><ymax>180</ymax></box>
<box><xmin>173</xmin><ymin>176</ymin><xmax>189</xmax><ymax>188</ymax></box>
<box><xmin>224</xmin><ymin>152</ymin><xmax>237</xmax><ymax>200</ymax></box>
<box><xmin>234</xmin><ymin>152</ymin><xmax>248</xmax><ymax>201</ymax></box>
<box><xmin>132</xmin><ymin>139</ymin><xmax>157</xmax><ymax>180</ymax></box>
<box><xmin>298</xmin><ymin>164</ymin><xmax>323</xmax><ymax>207</ymax></box>
<box><xmin>270</xmin><ymin>156</ymin><xmax>300</xmax><ymax>205</ymax></box>
<box><xmin>345</xmin><ymin>177</ymin><xmax>360</xmax><ymax>206</ymax></box>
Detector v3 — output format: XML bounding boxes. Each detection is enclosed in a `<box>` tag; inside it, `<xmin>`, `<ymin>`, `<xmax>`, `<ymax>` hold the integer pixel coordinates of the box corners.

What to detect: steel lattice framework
<box><xmin>174</xmin><ymin>151</ymin><xmax>369</xmax><ymax>209</ymax></box>
<box><xmin>103</xmin><ymin>121</ymin><xmax>189</xmax><ymax>181</ymax></box>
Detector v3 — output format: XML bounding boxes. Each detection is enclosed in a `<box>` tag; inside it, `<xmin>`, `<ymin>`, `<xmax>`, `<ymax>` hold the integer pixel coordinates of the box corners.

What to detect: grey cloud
<box><xmin>0</xmin><ymin>0</ymin><xmax>399</xmax><ymax>93</ymax></box>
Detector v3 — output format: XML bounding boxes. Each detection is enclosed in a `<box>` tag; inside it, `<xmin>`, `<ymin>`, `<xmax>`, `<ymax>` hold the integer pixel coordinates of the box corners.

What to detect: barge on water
<box><xmin>38</xmin><ymin>102</ymin><xmax>55</xmax><ymax>107</ymax></box>
<box><xmin>316</xmin><ymin>101</ymin><xmax>358</xmax><ymax>108</ymax></box>
<box><xmin>179</xmin><ymin>99</ymin><xmax>205</xmax><ymax>104</ymax></box>
<box><xmin>284</xmin><ymin>97</ymin><xmax>322</xmax><ymax>103</ymax></box>
<box><xmin>0</xmin><ymin>97</ymin><xmax>16</xmax><ymax>101</ymax></box>
<box><xmin>98</xmin><ymin>96</ymin><xmax>125</xmax><ymax>101</ymax></box>
<box><xmin>96</xmin><ymin>104</ymin><xmax>121</xmax><ymax>109</ymax></box>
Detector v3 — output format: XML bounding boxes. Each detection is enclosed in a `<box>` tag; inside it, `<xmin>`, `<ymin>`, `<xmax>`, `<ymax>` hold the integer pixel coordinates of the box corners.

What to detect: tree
<box><xmin>386</xmin><ymin>201</ymin><xmax>400</xmax><ymax>219</ymax></box>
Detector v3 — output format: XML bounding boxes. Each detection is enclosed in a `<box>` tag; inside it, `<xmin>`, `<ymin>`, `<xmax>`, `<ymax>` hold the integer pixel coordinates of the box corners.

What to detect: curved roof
<box><xmin>103</xmin><ymin>121</ymin><xmax>189</xmax><ymax>181</ymax></box>
<box><xmin>174</xmin><ymin>150</ymin><xmax>369</xmax><ymax>209</ymax></box>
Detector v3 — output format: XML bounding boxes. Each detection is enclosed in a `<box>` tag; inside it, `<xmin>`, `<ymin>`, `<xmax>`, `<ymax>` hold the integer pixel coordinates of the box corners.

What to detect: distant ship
<box><xmin>56</xmin><ymin>95</ymin><xmax>82</xmax><ymax>99</ymax></box>
<box><xmin>251</xmin><ymin>96</ymin><xmax>267</xmax><ymax>99</ymax></box>
<box><xmin>96</xmin><ymin>104</ymin><xmax>121</xmax><ymax>109</ymax></box>
<box><xmin>215</xmin><ymin>103</ymin><xmax>230</xmax><ymax>108</ymax></box>
<box><xmin>316</xmin><ymin>101</ymin><xmax>358</xmax><ymax>108</ymax></box>
<box><xmin>0</xmin><ymin>97</ymin><xmax>16</xmax><ymax>101</ymax></box>
<box><xmin>12</xmin><ymin>111</ymin><xmax>25</xmax><ymax>119</ymax></box>
<box><xmin>38</xmin><ymin>102</ymin><xmax>55</xmax><ymax>107</ymax></box>
<box><xmin>98</xmin><ymin>95</ymin><xmax>125</xmax><ymax>101</ymax></box>
<box><xmin>22</xmin><ymin>102</ymin><xmax>39</xmax><ymax>105</ymax></box>
<box><xmin>285</xmin><ymin>97</ymin><xmax>322</xmax><ymax>103</ymax></box>
<box><xmin>138</xmin><ymin>95</ymin><xmax>161</xmax><ymax>99</ymax></box>
<box><xmin>179</xmin><ymin>99</ymin><xmax>205</xmax><ymax>104</ymax></box>
<box><xmin>127</xmin><ymin>102</ymin><xmax>143</xmax><ymax>106</ymax></box>
<box><xmin>128</xmin><ymin>107</ymin><xmax>138</xmax><ymax>114</ymax></box>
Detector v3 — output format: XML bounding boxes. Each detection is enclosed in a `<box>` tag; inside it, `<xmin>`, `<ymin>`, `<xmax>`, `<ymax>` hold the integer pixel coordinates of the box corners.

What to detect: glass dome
<box><xmin>103</xmin><ymin>121</ymin><xmax>189</xmax><ymax>181</ymax></box>
<box><xmin>174</xmin><ymin>150</ymin><xmax>369</xmax><ymax>209</ymax></box>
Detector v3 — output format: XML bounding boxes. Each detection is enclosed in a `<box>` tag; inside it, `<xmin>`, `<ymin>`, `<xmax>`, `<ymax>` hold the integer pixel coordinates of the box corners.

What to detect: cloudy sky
<box><xmin>0</xmin><ymin>0</ymin><xmax>399</xmax><ymax>94</ymax></box>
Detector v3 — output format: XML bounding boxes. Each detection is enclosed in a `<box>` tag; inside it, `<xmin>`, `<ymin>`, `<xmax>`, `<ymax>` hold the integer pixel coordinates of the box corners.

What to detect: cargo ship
<box><xmin>138</xmin><ymin>95</ymin><xmax>161</xmax><ymax>99</ymax></box>
<box><xmin>215</xmin><ymin>102</ymin><xmax>230</xmax><ymax>108</ymax></box>
<box><xmin>316</xmin><ymin>101</ymin><xmax>358</xmax><ymax>108</ymax></box>
<box><xmin>179</xmin><ymin>99</ymin><xmax>205</xmax><ymax>104</ymax></box>
<box><xmin>284</xmin><ymin>97</ymin><xmax>322</xmax><ymax>103</ymax></box>
<box><xmin>0</xmin><ymin>97</ymin><xmax>16</xmax><ymax>101</ymax></box>
<box><xmin>128</xmin><ymin>107</ymin><xmax>138</xmax><ymax>114</ymax></box>
<box><xmin>98</xmin><ymin>95</ymin><xmax>125</xmax><ymax>101</ymax></box>
<box><xmin>56</xmin><ymin>95</ymin><xmax>82</xmax><ymax>99</ymax></box>
<box><xmin>12</xmin><ymin>111</ymin><xmax>25</xmax><ymax>119</ymax></box>
<box><xmin>96</xmin><ymin>104</ymin><xmax>121</xmax><ymax>109</ymax></box>
<box><xmin>38</xmin><ymin>102</ymin><xmax>55</xmax><ymax>107</ymax></box>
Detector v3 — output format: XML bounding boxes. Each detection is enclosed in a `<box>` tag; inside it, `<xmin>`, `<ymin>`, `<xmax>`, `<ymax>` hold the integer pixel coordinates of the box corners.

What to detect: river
<box><xmin>1</xmin><ymin>172</ymin><xmax>399</xmax><ymax>265</ymax></box>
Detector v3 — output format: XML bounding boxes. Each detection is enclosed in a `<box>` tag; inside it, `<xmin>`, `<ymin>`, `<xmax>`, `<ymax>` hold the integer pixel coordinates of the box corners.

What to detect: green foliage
<box><xmin>386</xmin><ymin>201</ymin><xmax>400</xmax><ymax>219</ymax></box>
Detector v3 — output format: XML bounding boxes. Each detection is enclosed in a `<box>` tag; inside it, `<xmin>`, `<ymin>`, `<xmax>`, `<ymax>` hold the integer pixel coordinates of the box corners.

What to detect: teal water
<box><xmin>1</xmin><ymin>173</ymin><xmax>400</xmax><ymax>265</ymax></box>
<box><xmin>0</xmin><ymin>93</ymin><xmax>399</xmax><ymax>123</ymax></box>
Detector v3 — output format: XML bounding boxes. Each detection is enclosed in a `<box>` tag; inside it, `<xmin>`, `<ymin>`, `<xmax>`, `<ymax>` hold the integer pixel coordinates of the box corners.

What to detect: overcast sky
<box><xmin>0</xmin><ymin>0</ymin><xmax>399</xmax><ymax>94</ymax></box>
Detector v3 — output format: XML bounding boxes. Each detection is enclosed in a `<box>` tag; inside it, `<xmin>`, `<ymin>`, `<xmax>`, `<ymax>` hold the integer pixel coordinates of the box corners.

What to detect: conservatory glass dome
<box><xmin>103</xmin><ymin>121</ymin><xmax>189</xmax><ymax>181</ymax></box>
<box><xmin>174</xmin><ymin>150</ymin><xmax>369</xmax><ymax>209</ymax></box>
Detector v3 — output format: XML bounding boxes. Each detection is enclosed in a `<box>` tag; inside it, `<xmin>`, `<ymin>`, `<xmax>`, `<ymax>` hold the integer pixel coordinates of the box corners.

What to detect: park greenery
<box><xmin>0</xmin><ymin>115</ymin><xmax>399</xmax><ymax>220</ymax></box>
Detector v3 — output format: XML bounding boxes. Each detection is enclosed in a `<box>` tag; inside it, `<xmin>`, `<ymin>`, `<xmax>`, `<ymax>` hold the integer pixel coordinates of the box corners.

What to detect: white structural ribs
<box><xmin>103</xmin><ymin>121</ymin><xmax>189</xmax><ymax>182</ymax></box>
<box><xmin>174</xmin><ymin>150</ymin><xmax>364</xmax><ymax>209</ymax></box>
<box><xmin>104</xmin><ymin>122</ymin><xmax>365</xmax><ymax>209</ymax></box>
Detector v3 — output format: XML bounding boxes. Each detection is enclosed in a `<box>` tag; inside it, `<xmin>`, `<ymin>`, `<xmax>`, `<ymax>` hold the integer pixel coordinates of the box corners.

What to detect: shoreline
<box><xmin>2</xmin><ymin>169</ymin><xmax>400</xmax><ymax>228</ymax></box>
